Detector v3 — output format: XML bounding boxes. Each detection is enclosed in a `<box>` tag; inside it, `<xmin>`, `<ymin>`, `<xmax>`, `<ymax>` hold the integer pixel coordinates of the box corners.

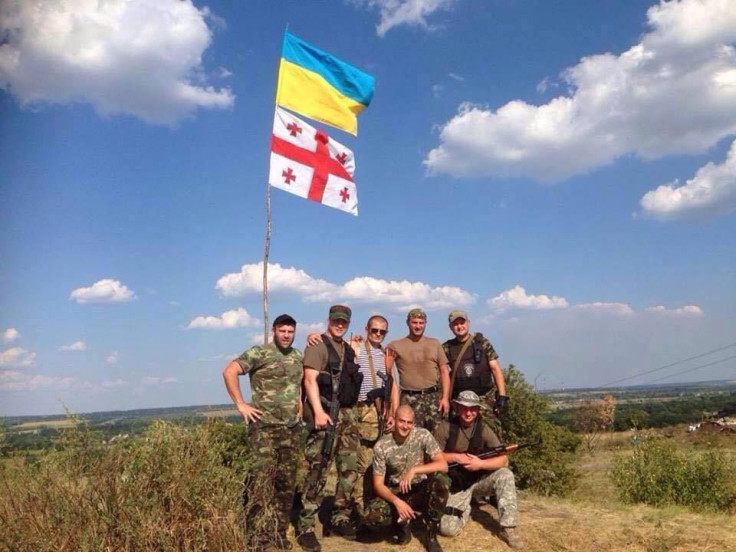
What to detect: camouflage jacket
<box><xmin>235</xmin><ymin>343</ymin><xmax>303</xmax><ymax>427</ymax></box>
<box><xmin>372</xmin><ymin>427</ymin><xmax>441</xmax><ymax>486</ymax></box>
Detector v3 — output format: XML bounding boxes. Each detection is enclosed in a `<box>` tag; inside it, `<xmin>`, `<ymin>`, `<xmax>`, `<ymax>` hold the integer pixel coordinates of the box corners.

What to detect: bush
<box><xmin>610</xmin><ymin>437</ymin><xmax>735</xmax><ymax>511</ymax></box>
<box><xmin>0</xmin><ymin>420</ymin><xmax>262</xmax><ymax>551</ymax></box>
<box><xmin>501</xmin><ymin>365</ymin><xmax>581</xmax><ymax>496</ymax></box>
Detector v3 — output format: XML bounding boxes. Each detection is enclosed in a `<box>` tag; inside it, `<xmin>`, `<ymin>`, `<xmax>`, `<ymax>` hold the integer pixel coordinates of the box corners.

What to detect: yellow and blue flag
<box><xmin>275</xmin><ymin>32</ymin><xmax>375</xmax><ymax>136</ymax></box>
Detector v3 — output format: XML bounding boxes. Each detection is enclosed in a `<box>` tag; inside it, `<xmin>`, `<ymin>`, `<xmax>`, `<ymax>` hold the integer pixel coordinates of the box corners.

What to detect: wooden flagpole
<box><xmin>262</xmin><ymin>25</ymin><xmax>290</xmax><ymax>345</ymax></box>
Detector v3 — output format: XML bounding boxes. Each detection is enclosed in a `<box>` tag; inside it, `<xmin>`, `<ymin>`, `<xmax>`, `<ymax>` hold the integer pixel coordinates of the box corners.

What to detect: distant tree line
<box><xmin>546</xmin><ymin>392</ymin><xmax>736</xmax><ymax>431</ymax></box>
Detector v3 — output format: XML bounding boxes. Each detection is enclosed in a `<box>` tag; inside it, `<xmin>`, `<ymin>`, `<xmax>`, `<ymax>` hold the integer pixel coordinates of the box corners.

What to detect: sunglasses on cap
<box><xmin>369</xmin><ymin>328</ymin><xmax>388</xmax><ymax>336</ymax></box>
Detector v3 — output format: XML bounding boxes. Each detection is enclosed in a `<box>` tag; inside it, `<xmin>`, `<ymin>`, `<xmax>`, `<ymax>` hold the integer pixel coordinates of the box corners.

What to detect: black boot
<box><xmin>421</xmin><ymin>523</ymin><xmax>443</xmax><ymax>552</ymax></box>
<box><xmin>296</xmin><ymin>531</ymin><xmax>321</xmax><ymax>552</ymax></box>
<box><xmin>393</xmin><ymin>521</ymin><xmax>412</xmax><ymax>546</ymax></box>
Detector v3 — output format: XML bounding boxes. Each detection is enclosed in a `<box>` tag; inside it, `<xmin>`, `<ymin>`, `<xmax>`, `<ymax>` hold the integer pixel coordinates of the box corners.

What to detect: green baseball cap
<box><xmin>329</xmin><ymin>304</ymin><xmax>352</xmax><ymax>322</ymax></box>
<box><xmin>406</xmin><ymin>307</ymin><xmax>427</xmax><ymax>320</ymax></box>
<box><xmin>448</xmin><ymin>309</ymin><xmax>468</xmax><ymax>324</ymax></box>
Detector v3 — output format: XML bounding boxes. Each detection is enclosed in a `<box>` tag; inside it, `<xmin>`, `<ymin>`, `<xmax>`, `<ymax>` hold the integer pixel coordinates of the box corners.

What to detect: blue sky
<box><xmin>1</xmin><ymin>0</ymin><xmax>735</xmax><ymax>416</ymax></box>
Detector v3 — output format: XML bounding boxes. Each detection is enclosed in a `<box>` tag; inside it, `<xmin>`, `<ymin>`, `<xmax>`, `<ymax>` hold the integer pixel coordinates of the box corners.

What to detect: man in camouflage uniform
<box><xmin>365</xmin><ymin>405</ymin><xmax>449</xmax><ymax>552</ymax></box>
<box><xmin>297</xmin><ymin>305</ymin><xmax>362</xmax><ymax>552</ymax></box>
<box><xmin>222</xmin><ymin>314</ymin><xmax>303</xmax><ymax>551</ymax></box>
<box><xmin>442</xmin><ymin>310</ymin><xmax>508</xmax><ymax>434</ymax></box>
<box><xmin>434</xmin><ymin>391</ymin><xmax>523</xmax><ymax>549</ymax></box>
<box><xmin>386</xmin><ymin>308</ymin><xmax>450</xmax><ymax>433</ymax></box>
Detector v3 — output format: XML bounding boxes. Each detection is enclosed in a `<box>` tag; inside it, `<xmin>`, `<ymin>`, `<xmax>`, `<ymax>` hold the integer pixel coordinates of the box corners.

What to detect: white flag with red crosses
<box><xmin>269</xmin><ymin>107</ymin><xmax>358</xmax><ymax>216</ymax></box>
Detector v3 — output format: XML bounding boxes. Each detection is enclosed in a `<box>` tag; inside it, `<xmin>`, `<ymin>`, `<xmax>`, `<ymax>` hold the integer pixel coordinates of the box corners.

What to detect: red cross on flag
<box><xmin>269</xmin><ymin>107</ymin><xmax>358</xmax><ymax>216</ymax></box>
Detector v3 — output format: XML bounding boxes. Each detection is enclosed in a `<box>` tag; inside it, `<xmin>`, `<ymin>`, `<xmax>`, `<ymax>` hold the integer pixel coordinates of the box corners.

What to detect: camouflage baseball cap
<box><xmin>453</xmin><ymin>390</ymin><xmax>481</xmax><ymax>408</ymax></box>
<box><xmin>406</xmin><ymin>307</ymin><xmax>427</xmax><ymax>320</ymax></box>
<box><xmin>329</xmin><ymin>304</ymin><xmax>352</xmax><ymax>322</ymax></box>
<box><xmin>448</xmin><ymin>309</ymin><xmax>468</xmax><ymax>324</ymax></box>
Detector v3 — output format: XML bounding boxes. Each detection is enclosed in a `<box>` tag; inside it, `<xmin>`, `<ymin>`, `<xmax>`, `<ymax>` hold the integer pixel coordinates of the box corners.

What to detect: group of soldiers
<box><xmin>222</xmin><ymin>305</ymin><xmax>523</xmax><ymax>552</ymax></box>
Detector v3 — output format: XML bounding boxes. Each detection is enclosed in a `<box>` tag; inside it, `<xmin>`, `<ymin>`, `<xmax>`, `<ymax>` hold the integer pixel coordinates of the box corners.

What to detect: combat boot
<box><xmin>393</xmin><ymin>521</ymin><xmax>412</xmax><ymax>545</ymax></box>
<box><xmin>500</xmin><ymin>527</ymin><xmax>524</xmax><ymax>549</ymax></box>
<box><xmin>420</xmin><ymin>523</ymin><xmax>443</xmax><ymax>552</ymax></box>
<box><xmin>296</xmin><ymin>531</ymin><xmax>321</xmax><ymax>552</ymax></box>
<box><xmin>329</xmin><ymin>519</ymin><xmax>357</xmax><ymax>540</ymax></box>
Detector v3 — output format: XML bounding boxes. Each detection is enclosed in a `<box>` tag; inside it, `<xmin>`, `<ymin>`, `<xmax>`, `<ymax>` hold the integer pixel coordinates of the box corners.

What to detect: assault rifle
<box><xmin>447</xmin><ymin>441</ymin><xmax>540</xmax><ymax>491</ymax></box>
<box><xmin>447</xmin><ymin>441</ymin><xmax>540</xmax><ymax>469</ymax></box>
<box><xmin>319</xmin><ymin>367</ymin><xmax>344</xmax><ymax>471</ymax></box>
<box><xmin>365</xmin><ymin>372</ymin><xmax>389</xmax><ymax>442</ymax></box>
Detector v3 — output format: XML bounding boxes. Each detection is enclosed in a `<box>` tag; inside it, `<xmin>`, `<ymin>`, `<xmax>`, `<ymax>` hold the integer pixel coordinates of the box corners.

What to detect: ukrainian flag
<box><xmin>275</xmin><ymin>32</ymin><xmax>375</xmax><ymax>136</ymax></box>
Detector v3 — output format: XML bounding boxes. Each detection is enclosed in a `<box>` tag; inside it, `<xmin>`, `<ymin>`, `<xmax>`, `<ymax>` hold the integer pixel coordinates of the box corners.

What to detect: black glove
<box><xmin>494</xmin><ymin>394</ymin><xmax>509</xmax><ymax>415</ymax></box>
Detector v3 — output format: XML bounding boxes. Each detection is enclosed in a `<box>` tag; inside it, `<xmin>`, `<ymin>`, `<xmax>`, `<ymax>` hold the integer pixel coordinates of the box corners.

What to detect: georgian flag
<box><xmin>269</xmin><ymin>107</ymin><xmax>358</xmax><ymax>216</ymax></box>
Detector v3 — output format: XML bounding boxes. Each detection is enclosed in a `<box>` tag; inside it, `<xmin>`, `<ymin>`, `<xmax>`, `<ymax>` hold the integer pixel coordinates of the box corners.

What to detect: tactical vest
<box><xmin>447</xmin><ymin>333</ymin><xmax>494</xmax><ymax>398</ymax></box>
<box><xmin>318</xmin><ymin>335</ymin><xmax>363</xmax><ymax>408</ymax></box>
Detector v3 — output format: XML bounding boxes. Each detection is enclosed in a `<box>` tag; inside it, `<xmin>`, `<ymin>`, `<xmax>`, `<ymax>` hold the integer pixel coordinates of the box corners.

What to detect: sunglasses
<box><xmin>369</xmin><ymin>328</ymin><xmax>388</xmax><ymax>336</ymax></box>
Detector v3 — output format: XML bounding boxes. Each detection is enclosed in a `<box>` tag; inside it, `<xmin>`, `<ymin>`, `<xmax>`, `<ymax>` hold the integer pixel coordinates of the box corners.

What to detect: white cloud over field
<box><xmin>216</xmin><ymin>262</ymin><xmax>475</xmax><ymax>311</ymax></box>
<box><xmin>3</xmin><ymin>328</ymin><xmax>20</xmax><ymax>343</ymax></box>
<box><xmin>350</xmin><ymin>0</ymin><xmax>456</xmax><ymax>37</ymax></box>
<box><xmin>70</xmin><ymin>279</ymin><xmax>136</xmax><ymax>304</ymax></box>
<box><xmin>187</xmin><ymin>307</ymin><xmax>259</xmax><ymax>330</ymax></box>
<box><xmin>0</xmin><ymin>0</ymin><xmax>233</xmax><ymax>125</ymax></box>
<box><xmin>0</xmin><ymin>347</ymin><xmax>36</xmax><ymax>367</ymax></box>
<box><xmin>425</xmin><ymin>0</ymin><xmax>736</xmax><ymax>181</ymax></box>
<box><xmin>141</xmin><ymin>376</ymin><xmax>177</xmax><ymax>386</ymax></box>
<box><xmin>487</xmin><ymin>285</ymin><xmax>568</xmax><ymax>313</ymax></box>
<box><xmin>638</xmin><ymin>139</ymin><xmax>736</xmax><ymax>220</ymax></box>
<box><xmin>59</xmin><ymin>341</ymin><xmax>87</xmax><ymax>352</ymax></box>
<box><xmin>645</xmin><ymin>305</ymin><xmax>705</xmax><ymax>316</ymax></box>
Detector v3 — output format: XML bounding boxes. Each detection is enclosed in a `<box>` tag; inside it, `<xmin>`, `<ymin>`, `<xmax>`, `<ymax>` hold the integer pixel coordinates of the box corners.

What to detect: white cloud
<box><xmin>3</xmin><ymin>328</ymin><xmax>20</xmax><ymax>343</ymax></box>
<box><xmin>59</xmin><ymin>340</ymin><xmax>87</xmax><ymax>352</ymax></box>
<box><xmin>351</xmin><ymin>0</ymin><xmax>456</xmax><ymax>37</ymax></box>
<box><xmin>187</xmin><ymin>307</ymin><xmax>259</xmax><ymax>330</ymax></box>
<box><xmin>216</xmin><ymin>262</ymin><xmax>474</xmax><ymax>311</ymax></box>
<box><xmin>0</xmin><ymin>370</ymin><xmax>75</xmax><ymax>391</ymax></box>
<box><xmin>101</xmin><ymin>378</ymin><xmax>127</xmax><ymax>388</ymax></box>
<box><xmin>448</xmin><ymin>72</ymin><xmax>464</xmax><ymax>82</ymax></box>
<box><xmin>487</xmin><ymin>285</ymin><xmax>568</xmax><ymax>313</ymax></box>
<box><xmin>432</xmin><ymin>84</ymin><xmax>444</xmax><ymax>98</ymax></box>
<box><xmin>0</xmin><ymin>0</ymin><xmax>234</xmax><ymax>125</ymax></box>
<box><xmin>425</xmin><ymin>0</ymin><xmax>736</xmax><ymax>181</ymax></box>
<box><xmin>217</xmin><ymin>66</ymin><xmax>233</xmax><ymax>78</ymax></box>
<box><xmin>645</xmin><ymin>305</ymin><xmax>705</xmax><ymax>317</ymax></box>
<box><xmin>638</xmin><ymin>139</ymin><xmax>736</xmax><ymax>220</ymax></box>
<box><xmin>198</xmin><ymin>352</ymin><xmax>238</xmax><ymax>362</ymax></box>
<box><xmin>572</xmin><ymin>302</ymin><xmax>635</xmax><ymax>316</ymax></box>
<box><xmin>141</xmin><ymin>376</ymin><xmax>177</xmax><ymax>385</ymax></box>
<box><xmin>0</xmin><ymin>347</ymin><xmax>36</xmax><ymax>367</ymax></box>
<box><xmin>106</xmin><ymin>351</ymin><xmax>119</xmax><ymax>364</ymax></box>
<box><xmin>70</xmin><ymin>279</ymin><xmax>136</xmax><ymax>304</ymax></box>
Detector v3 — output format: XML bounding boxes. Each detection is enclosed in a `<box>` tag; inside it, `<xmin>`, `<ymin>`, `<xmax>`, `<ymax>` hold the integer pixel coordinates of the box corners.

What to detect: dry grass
<box><xmin>197</xmin><ymin>408</ymin><xmax>238</xmax><ymax>418</ymax></box>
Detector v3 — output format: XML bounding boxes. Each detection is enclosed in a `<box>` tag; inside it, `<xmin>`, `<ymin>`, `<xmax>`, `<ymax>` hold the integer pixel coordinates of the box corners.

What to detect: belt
<box><xmin>402</xmin><ymin>386</ymin><xmax>438</xmax><ymax>396</ymax></box>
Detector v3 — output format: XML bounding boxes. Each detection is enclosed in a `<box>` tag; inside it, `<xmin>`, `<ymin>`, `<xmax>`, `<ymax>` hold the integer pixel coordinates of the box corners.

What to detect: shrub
<box><xmin>611</xmin><ymin>437</ymin><xmax>735</xmax><ymax>511</ymax></box>
<box><xmin>0</xmin><ymin>420</ymin><xmax>264</xmax><ymax>551</ymax></box>
<box><xmin>501</xmin><ymin>365</ymin><xmax>581</xmax><ymax>496</ymax></box>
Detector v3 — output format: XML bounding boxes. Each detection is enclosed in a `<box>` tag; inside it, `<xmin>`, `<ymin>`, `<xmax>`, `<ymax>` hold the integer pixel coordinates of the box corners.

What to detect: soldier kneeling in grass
<box><xmin>433</xmin><ymin>391</ymin><xmax>524</xmax><ymax>549</ymax></box>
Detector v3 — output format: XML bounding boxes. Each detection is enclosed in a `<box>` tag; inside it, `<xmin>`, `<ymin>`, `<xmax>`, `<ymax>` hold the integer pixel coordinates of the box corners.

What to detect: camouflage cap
<box><xmin>448</xmin><ymin>309</ymin><xmax>469</xmax><ymax>324</ymax></box>
<box><xmin>453</xmin><ymin>390</ymin><xmax>481</xmax><ymax>408</ymax></box>
<box><xmin>406</xmin><ymin>307</ymin><xmax>427</xmax><ymax>320</ymax></box>
<box><xmin>329</xmin><ymin>304</ymin><xmax>352</xmax><ymax>322</ymax></box>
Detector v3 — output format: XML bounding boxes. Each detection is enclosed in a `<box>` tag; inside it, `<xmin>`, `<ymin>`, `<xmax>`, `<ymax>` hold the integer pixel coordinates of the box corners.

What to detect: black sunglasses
<box><xmin>369</xmin><ymin>328</ymin><xmax>388</xmax><ymax>336</ymax></box>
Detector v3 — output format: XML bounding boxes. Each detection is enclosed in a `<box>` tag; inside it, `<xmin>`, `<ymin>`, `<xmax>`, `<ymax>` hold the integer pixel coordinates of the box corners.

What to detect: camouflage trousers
<box><xmin>297</xmin><ymin>407</ymin><xmax>361</xmax><ymax>533</ymax></box>
<box><xmin>352</xmin><ymin>402</ymin><xmax>381</xmax><ymax>518</ymax></box>
<box><xmin>439</xmin><ymin>467</ymin><xmax>517</xmax><ymax>536</ymax></box>
<box><xmin>244</xmin><ymin>423</ymin><xmax>304</xmax><ymax>549</ymax></box>
<box><xmin>363</xmin><ymin>473</ymin><xmax>450</xmax><ymax>528</ymax></box>
<box><xmin>400</xmin><ymin>389</ymin><xmax>443</xmax><ymax>432</ymax></box>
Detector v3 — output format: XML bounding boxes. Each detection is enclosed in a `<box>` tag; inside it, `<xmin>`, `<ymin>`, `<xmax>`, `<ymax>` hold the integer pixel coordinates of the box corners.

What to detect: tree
<box><xmin>500</xmin><ymin>365</ymin><xmax>581</xmax><ymax>496</ymax></box>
